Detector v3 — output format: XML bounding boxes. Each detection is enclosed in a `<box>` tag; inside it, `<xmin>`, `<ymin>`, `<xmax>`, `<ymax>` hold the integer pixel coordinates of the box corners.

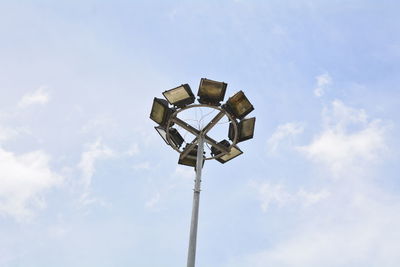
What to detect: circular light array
<box><xmin>150</xmin><ymin>78</ymin><xmax>256</xmax><ymax>166</ymax></box>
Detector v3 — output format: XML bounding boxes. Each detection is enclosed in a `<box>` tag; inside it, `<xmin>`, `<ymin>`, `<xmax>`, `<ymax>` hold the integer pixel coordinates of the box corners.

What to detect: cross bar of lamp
<box><xmin>172</xmin><ymin>117</ymin><xmax>229</xmax><ymax>159</ymax></box>
<box><xmin>201</xmin><ymin>111</ymin><xmax>225</xmax><ymax>135</ymax></box>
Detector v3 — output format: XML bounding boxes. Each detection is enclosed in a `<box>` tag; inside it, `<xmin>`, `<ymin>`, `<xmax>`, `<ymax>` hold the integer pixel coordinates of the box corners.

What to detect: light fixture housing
<box><xmin>211</xmin><ymin>140</ymin><xmax>243</xmax><ymax>164</ymax></box>
<box><xmin>210</xmin><ymin>140</ymin><xmax>230</xmax><ymax>157</ymax></box>
<box><xmin>224</xmin><ymin>90</ymin><xmax>254</xmax><ymax>120</ymax></box>
<box><xmin>150</xmin><ymin>97</ymin><xmax>174</xmax><ymax>126</ymax></box>
<box><xmin>178</xmin><ymin>145</ymin><xmax>205</xmax><ymax>168</ymax></box>
<box><xmin>229</xmin><ymin>117</ymin><xmax>256</xmax><ymax>143</ymax></box>
<box><xmin>155</xmin><ymin>126</ymin><xmax>184</xmax><ymax>148</ymax></box>
<box><xmin>163</xmin><ymin>84</ymin><xmax>195</xmax><ymax>108</ymax></box>
<box><xmin>197</xmin><ymin>78</ymin><xmax>227</xmax><ymax>106</ymax></box>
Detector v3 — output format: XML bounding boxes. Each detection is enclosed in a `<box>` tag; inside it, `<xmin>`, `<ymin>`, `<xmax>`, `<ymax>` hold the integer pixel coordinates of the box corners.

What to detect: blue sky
<box><xmin>1</xmin><ymin>1</ymin><xmax>400</xmax><ymax>266</ymax></box>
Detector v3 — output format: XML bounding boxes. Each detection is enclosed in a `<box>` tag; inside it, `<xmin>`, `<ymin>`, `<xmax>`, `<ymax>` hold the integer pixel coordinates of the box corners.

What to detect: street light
<box><xmin>178</xmin><ymin>145</ymin><xmax>205</xmax><ymax>168</ymax></box>
<box><xmin>163</xmin><ymin>84</ymin><xmax>195</xmax><ymax>108</ymax></box>
<box><xmin>197</xmin><ymin>78</ymin><xmax>227</xmax><ymax>106</ymax></box>
<box><xmin>155</xmin><ymin>126</ymin><xmax>184</xmax><ymax>148</ymax></box>
<box><xmin>229</xmin><ymin>117</ymin><xmax>256</xmax><ymax>143</ymax></box>
<box><xmin>150</xmin><ymin>78</ymin><xmax>255</xmax><ymax>267</ymax></box>
<box><xmin>224</xmin><ymin>90</ymin><xmax>254</xmax><ymax>120</ymax></box>
<box><xmin>150</xmin><ymin>97</ymin><xmax>174</xmax><ymax>126</ymax></box>
<box><xmin>211</xmin><ymin>140</ymin><xmax>243</xmax><ymax>163</ymax></box>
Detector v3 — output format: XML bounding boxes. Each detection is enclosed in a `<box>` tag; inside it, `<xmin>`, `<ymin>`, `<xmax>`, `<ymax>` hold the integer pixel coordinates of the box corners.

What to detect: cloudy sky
<box><xmin>1</xmin><ymin>1</ymin><xmax>400</xmax><ymax>266</ymax></box>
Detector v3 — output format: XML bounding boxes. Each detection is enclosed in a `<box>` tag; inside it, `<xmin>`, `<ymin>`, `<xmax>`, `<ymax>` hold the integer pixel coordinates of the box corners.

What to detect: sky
<box><xmin>0</xmin><ymin>0</ymin><xmax>400</xmax><ymax>266</ymax></box>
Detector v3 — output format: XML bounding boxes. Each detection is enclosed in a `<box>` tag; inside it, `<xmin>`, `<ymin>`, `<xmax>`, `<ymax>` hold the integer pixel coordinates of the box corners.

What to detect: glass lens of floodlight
<box><xmin>198</xmin><ymin>78</ymin><xmax>227</xmax><ymax>104</ymax></box>
<box><xmin>155</xmin><ymin>127</ymin><xmax>167</xmax><ymax>141</ymax></box>
<box><xmin>155</xmin><ymin>126</ymin><xmax>184</xmax><ymax>148</ymax></box>
<box><xmin>219</xmin><ymin>146</ymin><xmax>242</xmax><ymax>162</ymax></box>
<box><xmin>227</xmin><ymin>91</ymin><xmax>254</xmax><ymax>119</ymax></box>
<box><xmin>169</xmin><ymin>128</ymin><xmax>184</xmax><ymax>148</ymax></box>
<box><xmin>211</xmin><ymin>140</ymin><xmax>230</xmax><ymax>156</ymax></box>
<box><xmin>239</xmin><ymin>117</ymin><xmax>255</xmax><ymax>141</ymax></box>
<box><xmin>178</xmin><ymin>155</ymin><xmax>197</xmax><ymax>167</ymax></box>
<box><xmin>179</xmin><ymin>154</ymin><xmax>205</xmax><ymax>169</ymax></box>
<box><xmin>163</xmin><ymin>84</ymin><xmax>194</xmax><ymax>106</ymax></box>
<box><xmin>164</xmin><ymin>86</ymin><xmax>190</xmax><ymax>103</ymax></box>
<box><xmin>155</xmin><ymin>126</ymin><xmax>168</xmax><ymax>143</ymax></box>
<box><xmin>150</xmin><ymin>99</ymin><xmax>166</xmax><ymax>124</ymax></box>
<box><xmin>200</xmin><ymin>79</ymin><xmax>222</xmax><ymax>98</ymax></box>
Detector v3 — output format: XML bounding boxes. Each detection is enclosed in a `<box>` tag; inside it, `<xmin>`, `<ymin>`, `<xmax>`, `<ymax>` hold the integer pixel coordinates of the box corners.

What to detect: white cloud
<box><xmin>145</xmin><ymin>192</ymin><xmax>161</xmax><ymax>209</ymax></box>
<box><xmin>127</xmin><ymin>143</ymin><xmax>140</xmax><ymax>156</ymax></box>
<box><xmin>174</xmin><ymin>165</ymin><xmax>195</xmax><ymax>180</ymax></box>
<box><xmin>48</xmin><ymin>224</ymin><xmax>69</xmax><ymax>239</ymax></box>
<box><xmin>80</xmin><ymin>115</ymin><xmax>117</xmax><ymax>134</ymax></box>
<box><xmin>0</xmin><ymin>125</ymin><xmax>30</xmax><ymax>144</ymax></box>
<box><xmin>18</xmin><ymin>87</ymin><xmax>50</xmax><ymax>108</ymax></box>
<box><xmin>232</xmin><ymin>188</ymin><xmax>400</xmax><ymax>267</ymax></box>
<box><xmin>78</xmin><ymin>139</ymin><xmax>114</xmax><ymax>191</ymax></box>
<box><xmin>231</xmin><ymin>101</ymin><xmax>396</xmax><ymax>267</ymax></box>
<box><xmin>296</xmin><ymin>188</ymin><xmax>331</xmax><ymax>206</ymax></box>
<box><xmin>314</xmin><ymin>73</ymin><xmax>332</xmax><ymax>97</ymax></box>
<box><xmin>133</xmin><ymin>161</ymin><xmax>150</xmax><ymax>170</ymax></box>
<box><xmin>0</xmin><ymin>125</ymin><xmax>19</xmax><ymax>143</ymax></box>
<box><xmin>143</xmin><ymin>166</ymin><xmax>194</xmax><ymax>210</ymax></box>
<box><xmin>252</xmin><ymin>181</ymin><xmax>330</xmax><ymax>212</ymax></box>
<box><xmin>267</xmin><ymin>122</ymin><xmax>304</xmax><ymax>153</ymax></box>
<box><xmin>298</xmin><ymin>100</ymin><xmax>387</xmax><ymax>176</ymax></box>
<box><xmin>254</xmin><ymin>183</ymin><xmax>291</xmax><ymax>211</ymax></box>
<box><xmin>0</xmin><ymin>148</ymin><xmax>62</xmax><ymax>221</ymax></box>
<box><xmin>323</xmin><ymin>99</ymin><xmax>368</xmax><ymax>129</ymax></box>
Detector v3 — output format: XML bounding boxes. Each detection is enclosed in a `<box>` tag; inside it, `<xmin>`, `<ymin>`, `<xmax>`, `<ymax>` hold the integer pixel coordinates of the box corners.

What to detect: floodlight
<box><xmin>229</xmin><ymin>117</ymin><xmax>256</xmax><ymax>143</ymax></box>
<box><xmin>224</xmin><ymin>90</ymin><xmax>254</xmax><ymax>119</ymax></box>
<box><xmin>150</xmin><ymin>97</ymin><xmax>174</xmax><ymax>126</ymax></box>
<box><xmin>178</xmin><ymin>153</ymin><xmax>197</xmax><ymax>167</ymax></box>
<box><xmin>197</xmin><ymin>78</ymin><xmax>227</xmax><ymax>106</ymax></box>
<box><xmin>210</xmin><ymin>140</ymin><xmax>230</xmax><ymax>157</ymax></box>
<box><xmin>150</xmin><ymin>78</ymin><xmax>256</xmax><ymax>267</ymax></box>
<box><xmin>211</xmin><ymin>140</ymin><xmax>243</xmax><ymax>163</ymax></box>
<box><xmin>155</xmin><ymin>126</ymin><xmax>184</xmax><ymax>148</ymax></box>
<box><xmin>178</xmin><ymin>145</ymin><xmax>205</xmax><ymax>168</ymax></box>
<box><xmin>163</xmin><ymin>84</ymin><xmax>195</xmax><ymax>108</ymax></box>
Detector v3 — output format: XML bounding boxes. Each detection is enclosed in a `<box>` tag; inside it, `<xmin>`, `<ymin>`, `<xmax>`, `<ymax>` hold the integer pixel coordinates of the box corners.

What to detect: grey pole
<box><xmin>187</xmin><ymin>135</ymin><xmax>204</xmax><ymax>267</ymax></box>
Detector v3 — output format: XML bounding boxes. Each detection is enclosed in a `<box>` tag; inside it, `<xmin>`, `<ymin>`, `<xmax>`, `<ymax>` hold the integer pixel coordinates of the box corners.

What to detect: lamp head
<box><xmin>211</xmin><ymin>140</ymin><xmax>243</xmax><ymax>164</ymax></box>
<box><xmin>150</xmin><ymin>97</ymin><xmax>174</xmax><ymax>126</ymax></box>
<box><xmin>229</xmin><ymin>117</ymin><xmax>256</xmax><ymax>143</ymax></box>
<box><xmin>224</xmin><ymin>91</ymin><xmax>254</xmax><ymax>120</ymax></box>
<box><xmin>178</xmin><ymin>144</ymin><xmax>205</xmax><ymax>168</ymax></box>
<box><xmin>197</xmin><ymin>78</ymin><xmax>227</xmax><ymax>106</ymax></box>
<box><xmin>155</xmin><ymin>126</ymin><xmax>184</xmax><ymax>148</ymax></box>
<box><xmin>163</xmin><ymin>84</ymin><xmax>195</xmax><ymax>108</ymax></box>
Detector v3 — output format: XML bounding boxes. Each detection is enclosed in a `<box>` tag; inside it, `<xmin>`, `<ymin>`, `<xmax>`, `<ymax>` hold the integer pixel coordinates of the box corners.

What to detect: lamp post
<box><xmin>150</xmin><ymin>78</ymin><xmax>256</xmax><ymax>267</ymax></box>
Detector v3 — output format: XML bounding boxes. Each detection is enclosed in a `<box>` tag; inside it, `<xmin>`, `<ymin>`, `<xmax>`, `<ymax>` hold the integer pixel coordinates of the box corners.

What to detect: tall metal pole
<box><xmin>187</xmin><ymin>135</ymin><xmax>204</xmax><ymax>267</ymax></box>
